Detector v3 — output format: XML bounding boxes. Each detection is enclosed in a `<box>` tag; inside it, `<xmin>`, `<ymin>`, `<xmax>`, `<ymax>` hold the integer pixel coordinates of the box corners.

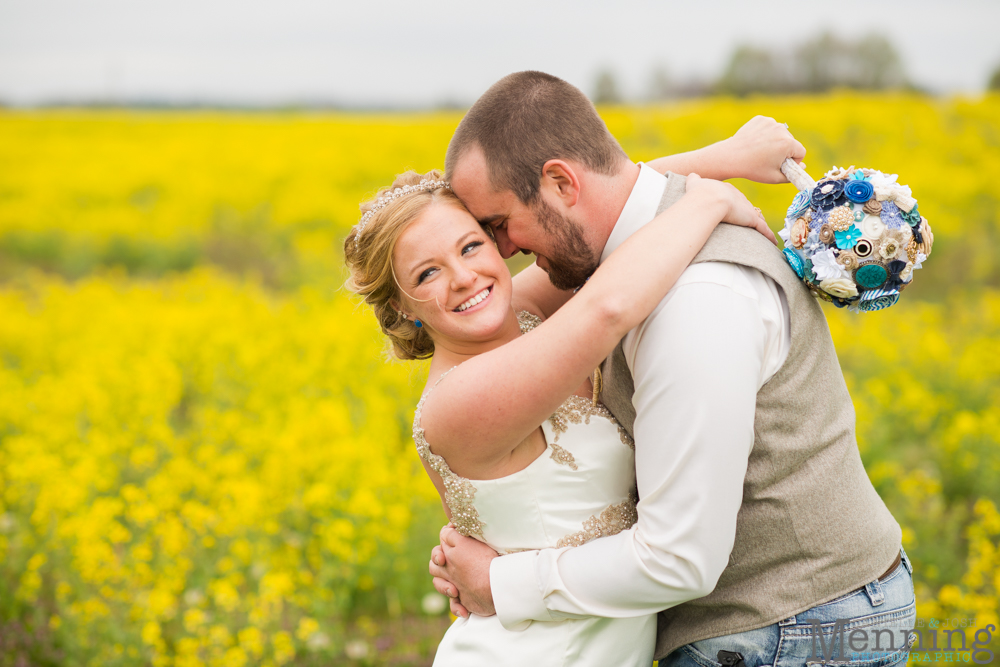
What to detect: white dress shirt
<box><xmin>489</xmin><ymin>164</ymin><xmax>792</xmax><ymax>626</ymax></box>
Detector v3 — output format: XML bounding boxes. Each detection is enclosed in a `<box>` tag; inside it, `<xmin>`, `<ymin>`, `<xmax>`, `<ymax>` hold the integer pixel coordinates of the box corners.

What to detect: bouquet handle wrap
<box><xmin>780</xmin><ymin>158</ymin><xmax>816</xmax><ymax>192</ymax></box>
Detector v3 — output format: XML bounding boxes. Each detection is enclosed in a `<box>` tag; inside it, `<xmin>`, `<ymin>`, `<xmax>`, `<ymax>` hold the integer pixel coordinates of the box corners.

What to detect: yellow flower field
<box><xmin>1</xmin><ymin>95</ymin><xmax>998</xmax><ymax>665</ymax></box>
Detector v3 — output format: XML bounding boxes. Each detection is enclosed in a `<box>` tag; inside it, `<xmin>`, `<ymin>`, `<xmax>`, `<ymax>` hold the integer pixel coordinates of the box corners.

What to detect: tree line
<box><xmin>593</xmin><ymin>32</ymin><xmax>1000</xmax><ymax>103</ymax></box>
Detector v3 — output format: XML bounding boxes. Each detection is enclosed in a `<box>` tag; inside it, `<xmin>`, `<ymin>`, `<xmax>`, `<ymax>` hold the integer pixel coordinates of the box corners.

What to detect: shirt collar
<box><xmin>600</xmin><ymin>163</ymin><xmax>668</xmax><ymax>264</ymax></box>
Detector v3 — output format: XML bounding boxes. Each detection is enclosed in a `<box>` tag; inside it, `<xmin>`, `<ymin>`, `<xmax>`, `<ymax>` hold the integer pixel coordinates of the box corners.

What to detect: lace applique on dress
<box><xmin>555</xmin><ymin>493</ymin><xmax>639</xmax><ymax>548</ymax></box>
<box><xmin>413</xmin><ymin>367</ymin><xmax>485</xmax><ymax>540</ymax></box>
<box><xmin>548</xmin><ymin>443</ymin><xmax>578</xmax><ymax>470</ymax></box>
<box><xmin>549</xmin><ymin>395</ymin><xmax>635</xmax><ymax>450</ymax></box>
<box><xmin>517</xmin><ymin>310</ymin><xmax>542</xmax><ymax>334</ymax></box>
<box><xmin>544</xmin><ymin>349</ymin><xmax>640</xmax><ymax>549</ymax></box>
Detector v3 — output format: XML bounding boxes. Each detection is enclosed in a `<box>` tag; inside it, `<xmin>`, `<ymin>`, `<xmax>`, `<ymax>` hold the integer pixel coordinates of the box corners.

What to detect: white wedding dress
<box><xmin>414</xmin><ymin>311</ymin><xmax>656</xmax><ymax>667</ymax></box>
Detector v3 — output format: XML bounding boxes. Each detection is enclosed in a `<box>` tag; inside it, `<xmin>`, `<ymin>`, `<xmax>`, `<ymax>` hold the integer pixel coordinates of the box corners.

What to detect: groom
<box><xmin>429</xmin><ymin>71</ymin><xmax>912</xmax><ymax>665</ymax></box>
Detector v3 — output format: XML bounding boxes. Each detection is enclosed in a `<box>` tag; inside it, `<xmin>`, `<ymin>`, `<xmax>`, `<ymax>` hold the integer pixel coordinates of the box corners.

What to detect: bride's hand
<box><xmin>685</xmin><ymin>173</ymin><xmax>777</xmax><ymax>245</ymax></box>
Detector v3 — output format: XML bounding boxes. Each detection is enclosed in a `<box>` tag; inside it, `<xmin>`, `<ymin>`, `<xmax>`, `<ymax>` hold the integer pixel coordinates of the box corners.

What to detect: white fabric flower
<box><xmin>811</xmin><ymin>248</ymin><xmax>850</xmax><ymax>281</ymax></box>
<box><xmin>819</xmin><ymin>277</ymin><xmax>859</xmax><ymax>299</ymax></box>
<box><xmin>868</xmin><ymin>171</ymin><xmax>900</xmax><ymax>188</ymax></box>
<box><xmin>779</xmin><ymin>224</ymin><xmax>791</xmax><ymax>247</ymax></box>
<box><xmin>871</xmin><ymin>171</ymin><xmax>912</xmax><ymax>204</ymax></box>
<box><xmin>900</xmin><ymin>262</ymin><xmax>914</xmax><ymax>282</ymax></box>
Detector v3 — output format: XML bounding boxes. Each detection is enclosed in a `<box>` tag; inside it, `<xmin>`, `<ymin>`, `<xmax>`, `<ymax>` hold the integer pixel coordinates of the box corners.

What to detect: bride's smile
<box><xmin>454</xmin><ymin>285</ymin><xmax>492</xmax><ymax>312</ymax></box>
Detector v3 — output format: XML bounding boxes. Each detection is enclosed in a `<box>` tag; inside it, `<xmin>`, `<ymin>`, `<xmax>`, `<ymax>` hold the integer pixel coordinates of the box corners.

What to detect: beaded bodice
<box><xmin>412</xmin><ymin>310</ymin><xmax>637</xmax><ymax>554</ymax></box>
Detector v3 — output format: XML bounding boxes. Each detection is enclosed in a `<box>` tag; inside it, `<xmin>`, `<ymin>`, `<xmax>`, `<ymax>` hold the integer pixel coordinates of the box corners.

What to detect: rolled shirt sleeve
<box><xmin>490</xmin><ymin>262</ymin><xmax>789</xmax><ymax>625</ymax></box>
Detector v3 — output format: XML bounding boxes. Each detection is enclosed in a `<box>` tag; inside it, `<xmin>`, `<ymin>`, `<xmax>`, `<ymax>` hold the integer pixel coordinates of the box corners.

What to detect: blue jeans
<box><xmin>661</xmin><ymin>548</ymin><xmax>916</xmax><ymax>667</ymax></box>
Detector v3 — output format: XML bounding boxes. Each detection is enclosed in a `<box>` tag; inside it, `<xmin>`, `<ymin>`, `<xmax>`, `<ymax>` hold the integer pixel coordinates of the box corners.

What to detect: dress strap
<box><xmin>429</xmin><ymin>364</ymin><xmax>458</xmax><ymax>391</ymax></box>
<box><xmin>413</xmin><ymin>364</ymin><xmax>458</xmax><ymax>443</ymax></box>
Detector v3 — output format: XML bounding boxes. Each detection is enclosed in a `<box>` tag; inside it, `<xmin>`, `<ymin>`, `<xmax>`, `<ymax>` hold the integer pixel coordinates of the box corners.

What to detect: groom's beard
<box><xmin>533</xmin><ymin>198</ymin><xmax>599</xmax><ymax>291</ymax></box>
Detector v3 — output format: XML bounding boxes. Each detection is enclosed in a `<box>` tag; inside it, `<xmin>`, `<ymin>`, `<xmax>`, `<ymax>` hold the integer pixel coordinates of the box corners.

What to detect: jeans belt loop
<box><xmin>899</xmin><ymin>546</ymin><xmax>913</xmax><ymax>574</ymax></box>
<box><xmin>778</xmin><ymin>616</ymin><xmax>797</xmax><ymax>627</ymax></box>
<box><xmin>864</xmin><ymin>578</ymin><xmax>886</xmax><ymax>607</ymax></box>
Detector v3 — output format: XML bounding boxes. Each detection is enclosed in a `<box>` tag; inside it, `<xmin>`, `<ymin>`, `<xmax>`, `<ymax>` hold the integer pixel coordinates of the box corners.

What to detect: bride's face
<box><xmin>393</xmin><ymin>201</ymin><xmax>514</xmax><ymax>348</ymax></box>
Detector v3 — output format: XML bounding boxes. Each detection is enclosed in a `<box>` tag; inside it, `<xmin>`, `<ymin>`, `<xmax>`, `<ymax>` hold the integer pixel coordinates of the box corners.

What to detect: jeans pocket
<box><xmin>805</xmin><ymin>630</ymin><xmax>916</xmax><ymax>667</ymax></box>
<box><xmin>675</xmin><ymin>625</ymin><xmax>780</xmax><ymax>667</ymax></box>
<box><xmin>677</xmin><ymin>644</ymin><xmax>724</xmax><ymax>667</ymax></box>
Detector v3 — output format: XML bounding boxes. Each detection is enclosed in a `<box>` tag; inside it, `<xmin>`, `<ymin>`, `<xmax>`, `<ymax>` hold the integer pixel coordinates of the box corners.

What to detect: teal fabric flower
<box><xmin>783</xmin><ymin>248</ymin><xmax>805</xmax><ymax>278</ymax></box>
<box><xmin>834</xmin><ymin>225</ymin><xmax>863</xmax><ymax>249</ymax></box>
<box><xmin>803</xmin><ymin>259</ymin><xmax>818</xmax><ymax>285</ymax></box>
<box><xmin>901</xmin><ymin>203</ymin><xmax>921</xmax><ymax>226</ymax></box>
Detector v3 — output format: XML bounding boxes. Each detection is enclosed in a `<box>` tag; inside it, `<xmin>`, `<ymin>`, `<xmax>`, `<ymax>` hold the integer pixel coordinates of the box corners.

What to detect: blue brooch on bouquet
<box><xmin>777</xmin><ymin>160</ymin><xmax>933</xmax><ymax>312</ymax></box>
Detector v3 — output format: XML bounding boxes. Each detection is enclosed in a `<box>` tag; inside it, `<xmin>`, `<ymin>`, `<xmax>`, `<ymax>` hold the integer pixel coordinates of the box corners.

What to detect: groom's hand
<box><xmin>429</xmin><ymin>524</ymin><xmax>499</xmax><ymax>618</ymax></box>
<box><xmin>725</xmin><ymin>116</ymin><xmax>807</xmax><ymax>184</ymax></box>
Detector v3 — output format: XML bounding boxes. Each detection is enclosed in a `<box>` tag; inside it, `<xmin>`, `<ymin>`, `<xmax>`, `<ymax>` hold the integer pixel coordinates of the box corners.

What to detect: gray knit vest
<box><xmin>600</xmin><ymin>173</ymin><xmax>902</xmax><ymax>660</ymax></box>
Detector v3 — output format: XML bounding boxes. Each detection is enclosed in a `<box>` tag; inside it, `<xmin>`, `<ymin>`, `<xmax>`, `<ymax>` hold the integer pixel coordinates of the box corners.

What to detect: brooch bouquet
<box><xmin>778</xmin><ymin>160</ymin><xmax>932</xmax><ymax>312</ymax></box>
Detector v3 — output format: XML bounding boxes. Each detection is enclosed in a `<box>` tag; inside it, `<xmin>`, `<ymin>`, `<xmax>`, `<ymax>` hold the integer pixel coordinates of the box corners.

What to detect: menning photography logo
<box><xmin>805</xmin><ymin>618</ymin><xmax>996</xmax><ymax>665</ymax></box>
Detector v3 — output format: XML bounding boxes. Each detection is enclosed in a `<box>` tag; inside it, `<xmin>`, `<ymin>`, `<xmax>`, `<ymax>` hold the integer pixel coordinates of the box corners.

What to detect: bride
<box><xmin>343</xmin><ymin>163</ymin><xmax>772</xmax><ymax>665</ymax></box>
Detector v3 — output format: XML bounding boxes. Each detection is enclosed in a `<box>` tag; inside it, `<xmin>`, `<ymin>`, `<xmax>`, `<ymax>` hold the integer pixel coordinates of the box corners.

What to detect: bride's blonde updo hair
<box><xmin>344</xmin><ymin>169</ymin><xmax>465</xmax><ymax>360</ymax></box>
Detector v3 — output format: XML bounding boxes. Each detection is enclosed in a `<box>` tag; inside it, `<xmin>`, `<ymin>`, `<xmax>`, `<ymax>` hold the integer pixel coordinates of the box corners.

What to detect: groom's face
<box><xmin>451</xmin><ymin>146</ymin><xmax>599</xmax><ymax>290</ymax></box>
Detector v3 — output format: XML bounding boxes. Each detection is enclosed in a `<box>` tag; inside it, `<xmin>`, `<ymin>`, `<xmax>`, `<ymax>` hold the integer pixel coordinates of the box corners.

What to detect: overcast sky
<box><xmin>1</xmin><ymin>0</ymin><xmax>998</xmax><ymax>107</ymax></box>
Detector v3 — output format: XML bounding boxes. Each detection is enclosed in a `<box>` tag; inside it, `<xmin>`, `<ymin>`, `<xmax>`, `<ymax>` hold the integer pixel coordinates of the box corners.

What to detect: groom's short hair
<box><xmin>446</xmin><ymin>71</ymin><xmax>628</xmax><ymax>205</ymax></box>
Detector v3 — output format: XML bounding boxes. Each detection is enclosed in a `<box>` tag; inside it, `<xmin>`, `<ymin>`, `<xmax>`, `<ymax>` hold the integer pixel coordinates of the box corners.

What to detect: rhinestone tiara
<box><xmin>354</xmin><ymin>179</ymin><xmax>450</xmax><ymax>245</ymax></box>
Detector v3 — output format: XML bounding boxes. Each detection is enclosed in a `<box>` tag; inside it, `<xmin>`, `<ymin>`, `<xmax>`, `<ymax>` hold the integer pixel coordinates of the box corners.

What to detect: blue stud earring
<box><xmin>399</xmin><ymin>310</ymin><xmax>422</xmax><ymax>328</ymax></box>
